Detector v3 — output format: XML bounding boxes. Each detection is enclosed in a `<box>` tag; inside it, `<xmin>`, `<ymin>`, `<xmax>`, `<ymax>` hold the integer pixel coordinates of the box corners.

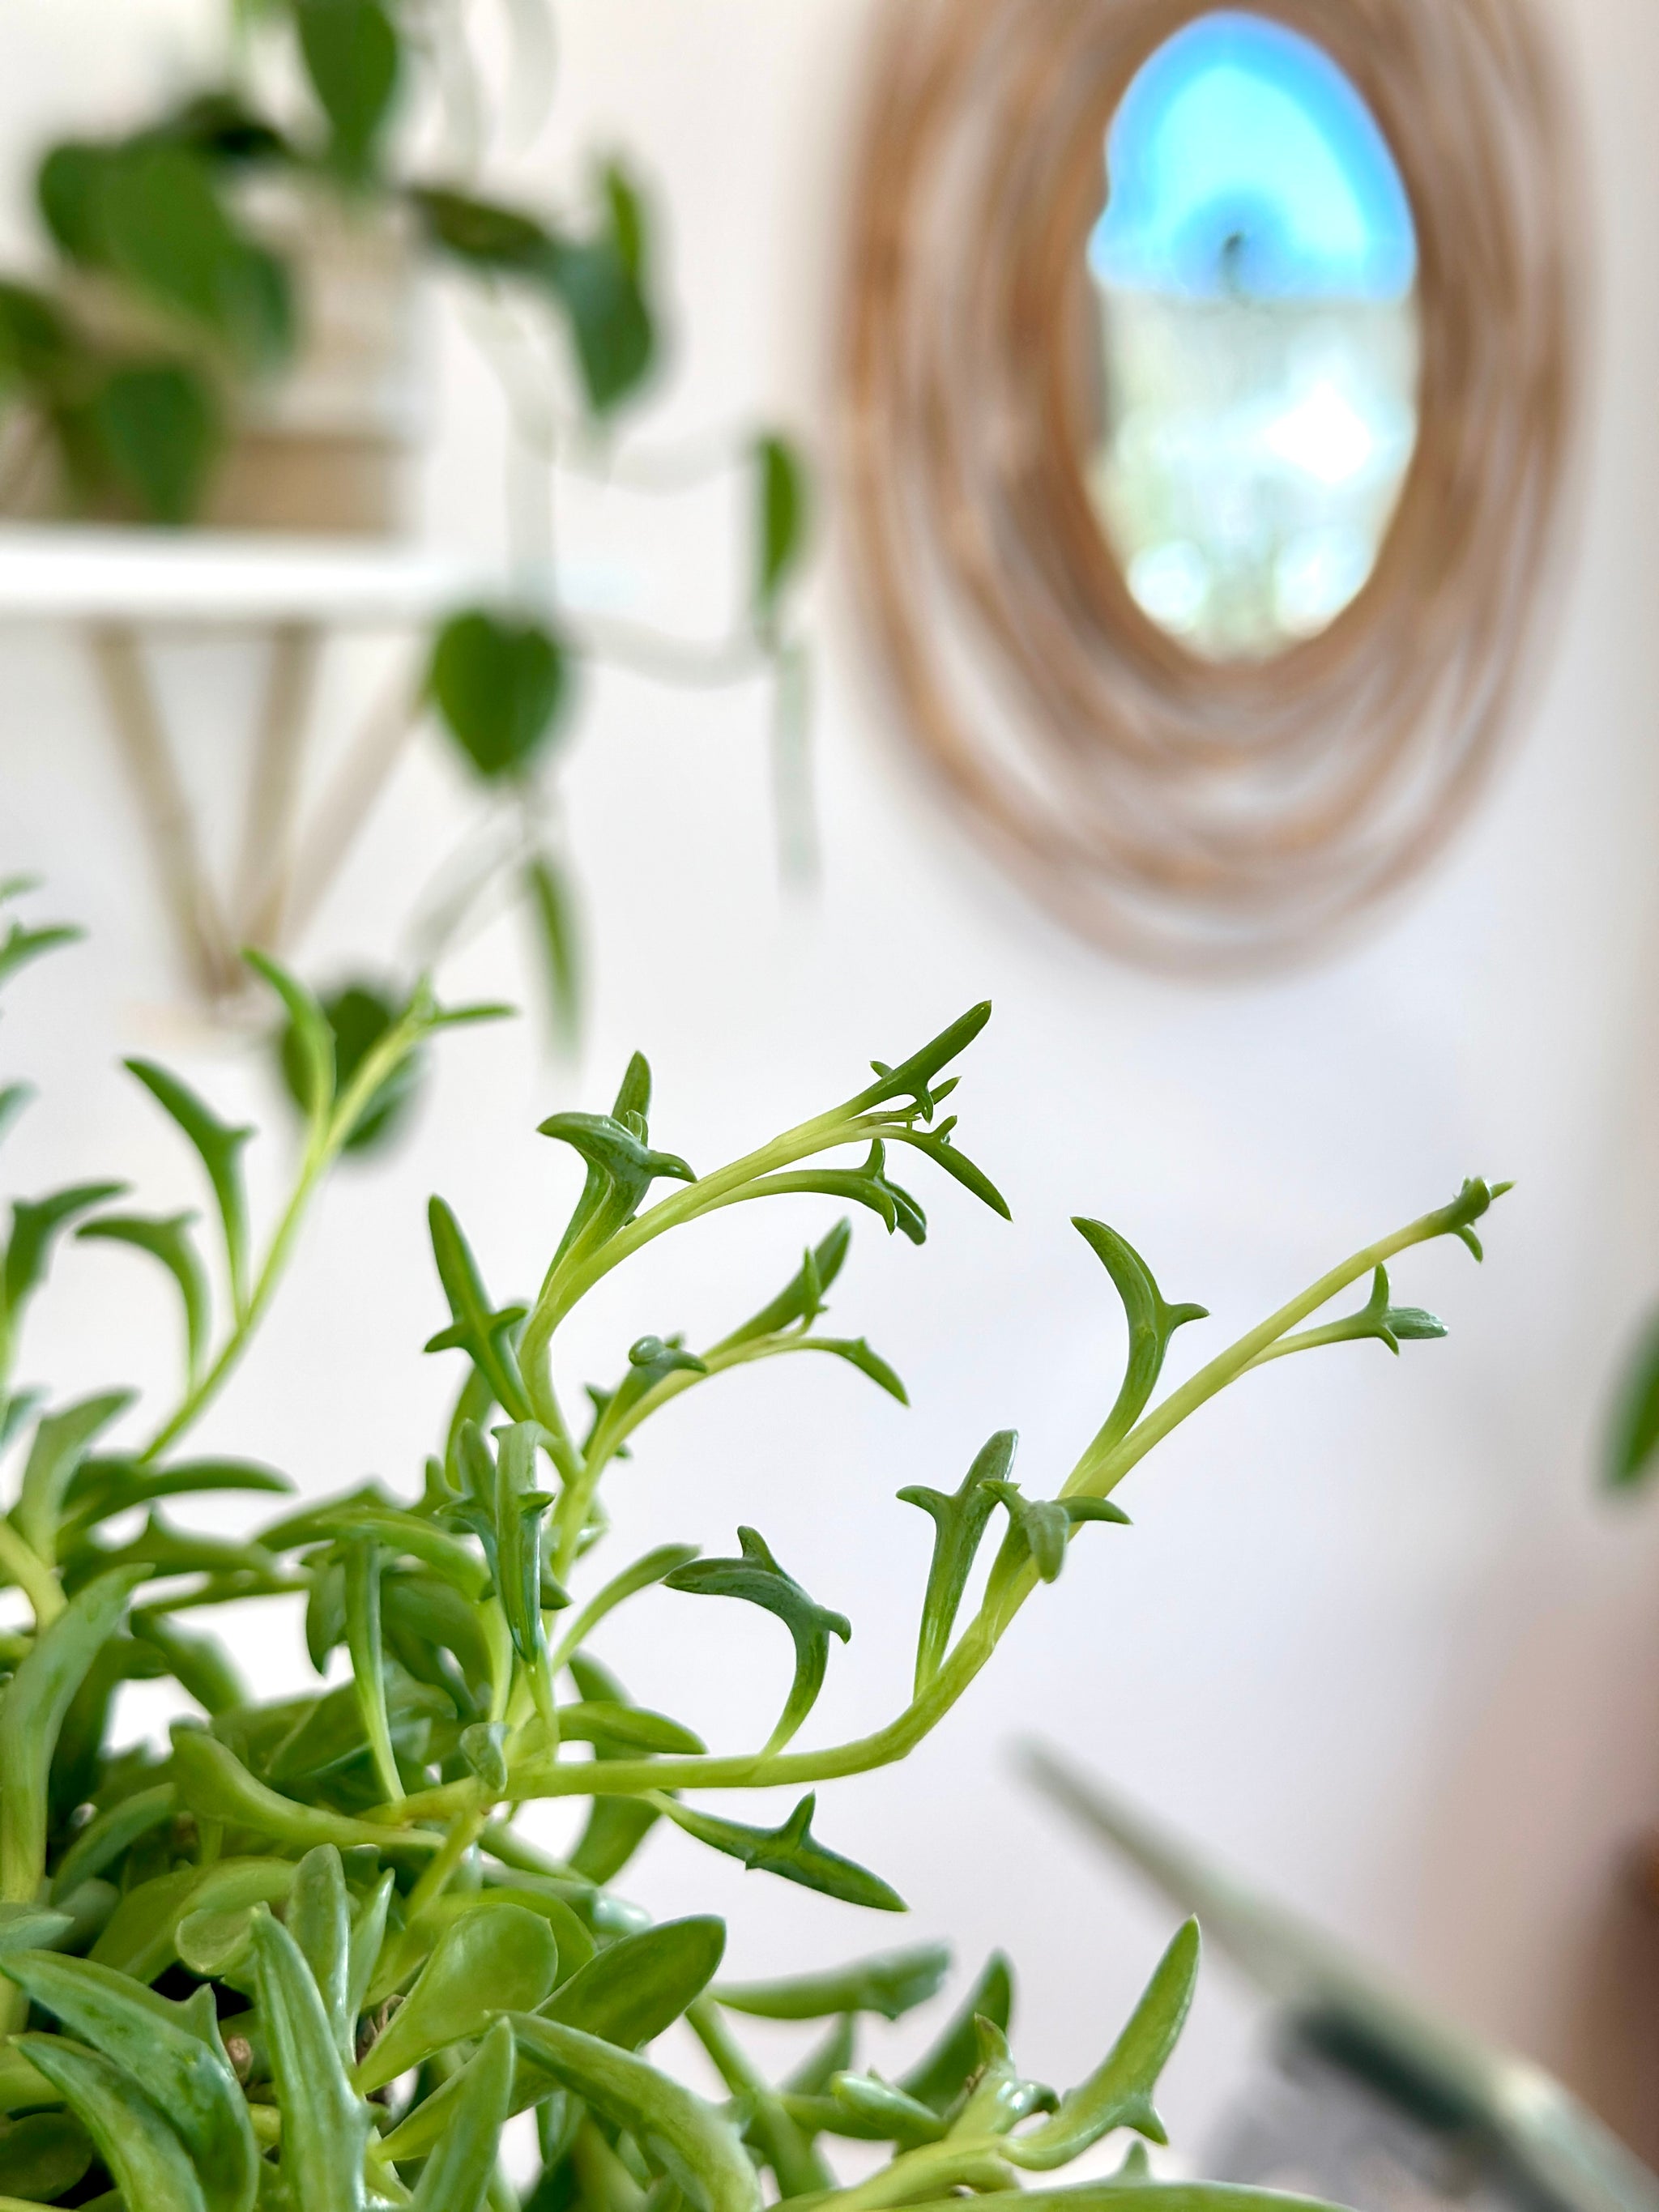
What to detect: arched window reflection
<box><xmin>1087</xmin><ymin>13</ymin><xmax>1421</xmax><ymax>661</ymax></box>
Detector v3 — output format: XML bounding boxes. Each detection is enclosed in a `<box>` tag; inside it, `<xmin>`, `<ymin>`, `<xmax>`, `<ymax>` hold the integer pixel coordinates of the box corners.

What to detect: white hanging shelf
<box><xmin>0</xmin><ymin>525</ymin><xmax>502</xmax><ymax>1000</ymax></box>
<box><xmin>0</xmin><ymin>524</ymin><xmax>493</xmax><ymax>631</ymax></box>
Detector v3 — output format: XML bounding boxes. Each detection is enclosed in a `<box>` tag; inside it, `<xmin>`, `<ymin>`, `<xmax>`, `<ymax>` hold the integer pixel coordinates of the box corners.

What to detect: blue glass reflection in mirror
<box><xmin>1087</xmin><ymin>12</ymin><xmax>1421</xmax><ymax>662</ymax></box>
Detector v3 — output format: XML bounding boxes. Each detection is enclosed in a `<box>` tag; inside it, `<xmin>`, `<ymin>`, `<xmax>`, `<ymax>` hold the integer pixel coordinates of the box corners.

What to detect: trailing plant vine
<box><xmin>0</xmin><ymin>878</ymin><xmax>1507</xmax><ymax>2212</ymax></box>
<box><xmin>0</xmin><ymin>1</ymin><xmax>812</xmax><ymax>1048</ymax></box>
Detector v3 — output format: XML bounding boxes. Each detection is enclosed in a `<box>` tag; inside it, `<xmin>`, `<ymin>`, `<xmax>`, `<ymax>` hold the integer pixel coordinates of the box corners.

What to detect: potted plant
<box><xmin>0</xmin><ymin>876</ymin><xmax>1506</xmax><ymax>2211</ymax></box>
<box><xmin>0</xmin><ymin>2</ymin><xmax>811</xmax><ymax>1044</ymax></box>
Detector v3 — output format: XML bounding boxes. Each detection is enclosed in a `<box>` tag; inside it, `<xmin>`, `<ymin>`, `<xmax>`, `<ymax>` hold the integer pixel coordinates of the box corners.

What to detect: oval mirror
<box><xmin>1087</xmin><ymin>12</ymin><xmax>1422</xmax><ymax>661</ymax></box>
<box><xmin>844</xmin><ymin>0</ymin><xmax>1576</xmax><ymax>966</ymax></box>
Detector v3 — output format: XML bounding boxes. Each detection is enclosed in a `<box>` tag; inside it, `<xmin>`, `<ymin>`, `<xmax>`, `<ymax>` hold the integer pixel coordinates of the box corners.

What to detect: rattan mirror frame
<box><xmin>842</xmin><ymin>0</ymin><xmax>1580</xmax><ymax>968</ymax></box>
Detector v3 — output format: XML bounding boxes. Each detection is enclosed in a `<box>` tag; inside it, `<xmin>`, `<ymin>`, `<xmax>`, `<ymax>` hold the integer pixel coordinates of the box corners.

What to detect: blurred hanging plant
<box><xmin>0</xmin><ymin>1</ymin><xmax>814</xmax><ymax>1058</ymax></box>
<box><xmin>0</xmin><ymin>878</ymin><xmax>1509</xmax><ymax>2212</ymax></box>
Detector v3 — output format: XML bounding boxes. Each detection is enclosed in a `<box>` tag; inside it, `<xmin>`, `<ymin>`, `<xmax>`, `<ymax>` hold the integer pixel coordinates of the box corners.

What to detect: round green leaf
<box><xmin>85</xmin><ymin>361</ymin><xmax>220</xmax><ymax>525</ymax></box>
<box><xmin>429</xmin><ymin>611</ymin><xmax>571</xmax><ymax>782</ymax></box>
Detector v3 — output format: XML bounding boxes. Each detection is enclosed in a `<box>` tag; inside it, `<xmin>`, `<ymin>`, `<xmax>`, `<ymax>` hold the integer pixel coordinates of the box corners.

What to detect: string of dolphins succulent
<box><xmin>0</xmin><ymin>874</ymin><xmax>1509</xmax><ymax>2212</ymax></box>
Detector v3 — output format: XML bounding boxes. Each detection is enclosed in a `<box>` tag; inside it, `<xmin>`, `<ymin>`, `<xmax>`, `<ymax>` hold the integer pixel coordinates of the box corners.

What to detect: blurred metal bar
<box><xmin>281</xmin><ymin>650</ymin><xmax>423</xmax><ymax>948</ymax></box>
<box><xmin>87</xmin><ymin>623</ymin><xmax>237</xmax><ymax>1000</ymax></box>
<box><xmin>233</xmin><ymin>620</ymin><xmax>321</xmax><ymax>953</ymax></box>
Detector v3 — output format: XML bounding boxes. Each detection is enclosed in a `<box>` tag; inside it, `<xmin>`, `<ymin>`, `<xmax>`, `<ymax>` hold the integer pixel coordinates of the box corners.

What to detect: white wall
<box><xmin>5</xmin><ymin>0</ymin><xmax>1659</xmax><ymax>2165</ymax></box>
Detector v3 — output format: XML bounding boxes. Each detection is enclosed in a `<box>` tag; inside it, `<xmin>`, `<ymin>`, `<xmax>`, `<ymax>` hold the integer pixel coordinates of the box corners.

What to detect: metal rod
<box><xmin>281</xmin><ymin>649</ymin><xmax>424</xmax><ymax>948</ymax></box>
<box><xmin>233</xmin><ymin>620</ymin><xmax>322</xmax><ymax>953</ymax></box>
<box><xmin>86</xmin><ymin>622</ymin><xmax>238</xmax><ymax>1000</ymax></box>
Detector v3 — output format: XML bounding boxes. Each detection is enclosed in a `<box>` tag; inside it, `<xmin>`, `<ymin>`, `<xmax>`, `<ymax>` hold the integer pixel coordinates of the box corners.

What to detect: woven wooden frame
<box><xmin>841</xmin><ymin>0</ymin><xmax>1580</xmax><ymax>968</ymax></box>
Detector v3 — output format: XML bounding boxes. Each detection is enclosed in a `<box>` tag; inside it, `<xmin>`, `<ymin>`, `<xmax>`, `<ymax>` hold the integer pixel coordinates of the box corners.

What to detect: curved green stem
<box><xmin>138</xmin><ymin>1009</ymin><xmax>435</xmax><ymax>1464</ymax></box>
<box><xmin>518</xmin><ymin>1102</ymin><xmax>903</xmax><ymax>1386</ymax></box>
<box><xmin>550</xmin><ymin>1333</ymin><xmax>817</xmax><ymax>1577</ymax></box>
<box><xmin>367</xmin><ymin>1188</ymin><xmax>1488</xmax><ymax>1835</ymax></box>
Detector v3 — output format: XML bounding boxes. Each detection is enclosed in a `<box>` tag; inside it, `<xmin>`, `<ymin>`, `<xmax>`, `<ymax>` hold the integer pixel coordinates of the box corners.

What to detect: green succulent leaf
<box><xmin>16</xmin><ymin>2033</ymin><xmax>208</xmax><ymax>2212</ymax></box>
<box><xmin>0</xmin><ymin>1902</ymin><xmax>74</xmax><ymax>1954</ymax></box>
<box><xmin>983</xmin><ymin>1482</ymin><xmax>1130</xmax><ymax>1588</ymax></box>
<box><xmin>49</xmin><ymin>1785</ymin><xmax>175</xmax><ymax>1902</ymax></box>
<box><xmin>553</xmin><ymin>1544</ymin><xmax>700</xmax><ymax>1669</ymax></box>
<box><xmin>245</xmin><ymin>952</ymin><xmax>335</xmax><ymax>1127</ymax></box>
<box><xmin>589</xmin><ymin>1332</ymin><xmax>708</xmax><ymax>1443</ymax></box>
<box><xmin>882</xmin><ymin>2189</ymin><xmax>1347</xmax><ymax>2212</ymax></box>
<box><xmin>0</xmin><ymin>1386</ymin><xmax>43</xmax><ymax>1459</ymax></box>
<box><xmin>1257</xmin><ymin>1265</ymin><xmax>1447</xmax><ymax>1366</ymax></box>
<box><xmin>0</xmin><ymin>917</ymin><xmax>80</xmax><ymax>996</ymax></box>
<box><xmin>4</xmin><ymin>1185</ymin><xmax>127</xmax><ymax>1333</ymax></box>
<box><xmin>750</xmin><ymin>1140</ymin><xmax>926</xmax><ymax>1246</ymax></box>
<box><xmin>129</xmin><ymin>1612</ymin><xmax>244</xmax><ymax>1715</ymax></box>
<box><xmin>1437</xmin><ymin>1174</ymin><xmax>1512</xmax><ymax>1263</ymax></box>
<box><xmin>249</xmin><ymin>1904</ymin><xmax>372</xmax><ymax>2212</ymax></box>
<box><xmin>1</xmin><ymin>1951</ymin><xmax>257</xmax><ymax>2212</ymax></box>
<box><xmin>345</xmin><ymin>1869</ymin><xmax>394</xmax><ymax>2028</ymax></box>
<box><xmin>449</xmin><ymin>1421</ymin><xmax>561</xmax><ymax>1672</ymax></box>
<box><xmin>424</xmin><ymin>1197</ymin><xmax>534</xmax><ymax>1422</ymax></box>
<box><xmin>63</xmin><ymin>1455</ymin><xmax>290</xmax><ymax>1541</ymax></box>
<box><xmin>341</xmin><ymin>1538</ymin><xmax>399</xmax><ymax>1802</ymax></box>
<box><xmin>557</xmin><ymin>1700</ymin><xmax>706</xmax><ymax>1755</ymax></box>
<box><xmin>830</xmin><ymin>2069</ymin><xmax>948</xmax><ymax>2146</ymax></box>
<box><xmin>714</xmin><ymin>1223</ymin><xmax>850</xmax><ymax>1350</ymax></box>
<box><xmin>409</xmin><ymin>2016</ymin><xmax>514</xmax><ymax>2212</ymax></box>
<box><xmin>16</xmin><ymin>1393</ymin><xmax>134</xmax><ymax>1565</ymax></box>
<box><xmin>508</xmin><ymin>2015</ymin><xmax>761</xmax><ymax>2212</ymax></box>
<box><xmin>544</xmin><ymin>1916</ymin><xmax>726</xmax><ymax>2048</ymax></box>
<box><xmin>1005</xmin><ymin>1919</ymin><xmax>1200</xmax><ymax>2168</ymax></box>
<box><xmin>0</xmin><ymin>2107</ymin><xmax>93</xmax><ymax>2199</ymax></box>
<box><xmin>798</xmin><ymin>1336</ymin><xmax>909</xmax><ymax>1404</ymax></box>
<box><xmin>569</xmin><ymin>1738</ymin><xmax>663</xmax><ymax>1882</ymax></box>
<box><xmin>168</xmin><ymin>1725</ymin><xmax>433</xmax><ymax>1860</ymax></box>
<box><xmin>886</xmin><ymin>1120</ymin><xmax>1012</xmax><ymax>1222</ymax></box>
<box><xmin>899</xmin><ymin>1430</ymin><xmax>1014</xmax><ymax>1693</ymax></box>
<box><xmin>1073</xmin><ymin>1221</ymin><xmax>1208</xmax><ymax>1455</ymax></box>
<box><xmin>539</xmin><ymin>1110</ymin><xmax>695</xmax><ymax>1265</ymax></box>
<box><xmin>122</xmin><ymin>1061</ymin><xmax>253</xmax><ymax>1307</ymax></box>
<box><xmin>855</xmin><ymin>1004</ymin><xmax>992</xmax><ymax>1116</ymax></box>
<box><xmin>714</xmin><ymin>1942</ymin><xmax>950</xmax><ymax>2022</ymax></box>
<box><xmin>91</xmin><ymin>1858</ymin><xmax>296</xmax><ymax>1986</ymax></box>
<box><xmin>667</xmin><ymin>1528</ymin><xmax>849</xmax><ymax>1754</ymax></box>
<box><xmin>899</xmin><ymin>1951</ymin><xmax>1015</xmax><ymax>2113</ymax></box>
<box><xmin>659</xmin><ymin>1793</ymin><xmax>904</xmax><ymax>1912</ymax></box>
<box><xmin>948</xmin><ymin>2015</ymin><xmax>1057</xmax><ymax>2142</ymax></box>
<box><xmin>0</xmin><ymin>1565</ymin><xmax>150</xmax><ymax>1903</ymax></box>
<box><xmin>63</xmin><ymin>1515</ymin><xmax>284</xmax><ymax>1595</ymax></box>
<box><xmin>785</xmin><ymin>2014</ymin><xmax>857</xmax><ymax>2099</ymax></box>
<box><xmin>78</xmin><ymin>1214</ymin><xmax>210</xmax><ymax>1379</ymax></box>
<box><xmin>287</xmin><ymin>1847</ymin><xmax>352</xmax><ymax>2067</ymax></box>
<box><xmin>356</xmin><ymin>1901</ymin><xmax>559</xmax><ymax>2091</ymax></box>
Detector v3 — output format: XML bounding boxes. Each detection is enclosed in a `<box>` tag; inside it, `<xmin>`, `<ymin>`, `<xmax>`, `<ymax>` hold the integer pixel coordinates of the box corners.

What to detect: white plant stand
<box><xmin>0</xmin><ymin>526</ymin><xmax>495</xmax><ymax>999</ymax></box>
